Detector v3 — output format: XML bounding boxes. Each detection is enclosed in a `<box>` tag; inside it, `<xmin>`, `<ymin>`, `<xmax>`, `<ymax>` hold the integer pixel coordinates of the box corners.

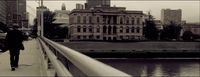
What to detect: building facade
<box><xmin>53</xmin><ymin>4</ymin><xmax>70</xmax><ymax>27</ymax></box>
<box><xmin>161</xmin><ymin>9</ymin><xmax>182</xmax><ymax>25</ymax></box>
<box><xmin>182</xmin><ymin>23</ymin><xmax>200</xmax><ymax>35</ymax></box>
<box><xmin>6</xmin><ymin>0</ymin><xmax>27</xmax><ymax>28</ymax></box>
<box><xmin>0</xmin><ymin>0</ymin><xmax>6</xmax><ymax>24</ymax></box>
<box><xmin>69</xmin><ymin>7</ymin><xmax>144</xmax><ymax>41</ymax></box>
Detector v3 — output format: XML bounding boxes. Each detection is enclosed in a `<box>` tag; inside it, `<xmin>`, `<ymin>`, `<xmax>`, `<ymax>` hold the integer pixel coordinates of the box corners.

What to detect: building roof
<box><xmin>53</xmin><ymin>19</ymin><xmax>69</xmax><ymax>24</ymax></box>
<box><xmin>70</xmin><ymin>6</ymin><xmax>143</xmax><ymax>15</ymax></box>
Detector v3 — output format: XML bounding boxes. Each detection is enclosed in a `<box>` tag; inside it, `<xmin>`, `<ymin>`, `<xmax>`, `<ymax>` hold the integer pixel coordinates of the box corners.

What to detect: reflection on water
<box><xmin>97</xmin><ymin>59</ymin><xmax>200</xmax><ymax>77</ymax></box>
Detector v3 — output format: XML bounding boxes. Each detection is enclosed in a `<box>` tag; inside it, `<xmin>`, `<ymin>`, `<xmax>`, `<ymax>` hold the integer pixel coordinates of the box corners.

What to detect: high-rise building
<box><xmin>85</xmin><ymin>0</ymin><xmax>110</xmax><ymax>9</ymax></box>
<box><xmin>161</xmin><ymin>9</ymin><xmax>182</xmax><ymax>25</ymax></box>
<box><xmin>0</xmin><ymin>0</ymin><xmax>6</xmax><ymax>24</ymax></box>
<box><xmin>6</xmin><ymin>0</ymin><xmax>27</xmax><ymax>28</ymax></box>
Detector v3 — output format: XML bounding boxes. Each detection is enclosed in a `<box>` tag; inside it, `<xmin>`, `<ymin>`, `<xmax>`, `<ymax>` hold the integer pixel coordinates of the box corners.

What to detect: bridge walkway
<box><xmin>0</xmin><ymin>39</ymin><xmax>44</xmax><ymax>76</ymax></box>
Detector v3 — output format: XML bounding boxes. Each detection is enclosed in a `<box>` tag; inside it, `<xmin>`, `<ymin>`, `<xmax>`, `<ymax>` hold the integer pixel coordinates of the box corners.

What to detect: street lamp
<box><xmin>36</xmin><ymin>0</ymin><xmax>44</xmax><ymax>36</ymax></box>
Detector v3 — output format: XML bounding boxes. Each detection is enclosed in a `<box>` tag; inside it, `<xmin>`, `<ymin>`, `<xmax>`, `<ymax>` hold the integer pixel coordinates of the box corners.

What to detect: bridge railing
<box><xmin>38</xmin><ymin>37</ymin><xmax>131</xmax><ymax>77</ymax></box>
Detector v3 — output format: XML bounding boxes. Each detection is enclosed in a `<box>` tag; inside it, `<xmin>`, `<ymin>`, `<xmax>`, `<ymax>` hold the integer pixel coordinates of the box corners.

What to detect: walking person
<box><xmin>5</xmin><ymin>26</ymin><xmax>24</xmax><ymax>71</ymax></box>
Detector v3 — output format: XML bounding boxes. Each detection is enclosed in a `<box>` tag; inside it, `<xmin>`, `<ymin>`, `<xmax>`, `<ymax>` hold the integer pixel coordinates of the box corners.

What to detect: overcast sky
<box><xmin>27</xmin><ymin>0</ymin><xmax>200</xmax><ymax>25</ymax></box>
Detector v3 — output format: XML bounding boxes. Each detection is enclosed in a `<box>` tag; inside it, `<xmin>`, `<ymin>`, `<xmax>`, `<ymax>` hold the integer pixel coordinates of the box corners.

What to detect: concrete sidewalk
<box><xmin>0</xmin><ymin>39</ymin><xmax>44</xmax><ymax>76</ymax></box>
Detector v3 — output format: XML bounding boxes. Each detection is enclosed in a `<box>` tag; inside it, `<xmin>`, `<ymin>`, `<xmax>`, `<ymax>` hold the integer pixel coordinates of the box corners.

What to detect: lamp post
<box><xmin>40</xmin><ymin>0</ymin><xmax>44</xmax><ymax>36</ymax></box>
<box><xmin>36</xmin><ymin>0</ymin><xmax>44</xmax><ymax>36</ymax></box>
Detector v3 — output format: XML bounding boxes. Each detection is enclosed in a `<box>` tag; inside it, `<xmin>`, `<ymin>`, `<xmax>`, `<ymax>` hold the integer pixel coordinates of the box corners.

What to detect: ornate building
<box><xmin>69</xmin><ymin>6</ymin><xmax>144</xmax><ymax>41</ymax></box>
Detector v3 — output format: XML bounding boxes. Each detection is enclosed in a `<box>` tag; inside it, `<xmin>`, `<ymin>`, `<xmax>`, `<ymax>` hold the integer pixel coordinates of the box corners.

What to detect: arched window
<box><xmin>126</xmin><ymin>17</ymin><xmax>129</xmax><ymax>24</ymax></box>
<box><xmin>113</xmin><ymin>26</ymin><xmax>117</xmax><ymax>34</ymax></box>
<box><xmin>77</xmin><ymin>35</ymin><xmax>80</xmax><ymax>39</ymax></box>
<box><xmin>77</xmin><ymin>26</ymin><xmax>81</xmax><ymax>32</ymax></box>
<box><xmin>89</xmin><ymin>26</ymin><xmax>93</xmax><ymax>32</ymax></box>
<box><xmin>96</xmin><ymin>35</ymin><xmax>100</xmax><ymax>39</ymax></box>
<box><xmin>120</xmin><ymin>26</ymin><xmax>123</xmax><ymax>33</ymax></box>
<box><xmin>131</xmin><ymin>27</ymin><xmax>135</xmax><ymax>33</ymax></box>
<box><xmin>108</xmin><ymin>26</ymin><xmax>112</xmax><ymax>34</ymax></box>
<box><xmin>103</xmin><ymin>26</ymin><xmax>107</xmax><ymax>33</ymax></box>
<box><xmin>137</xmin><ymin>27</ymin><xmax>140</xmax><ymax>33</ymax></box>
<box><xmin>97</xmin><ymin>17</ymin><xmax>100</xmax><ymax>23</ymax></box>
<box><xmin>96</xmin><ymin>26</ymin><xmax>100</xmax><ymax>33</ymax></box>
<box><xmin>83</xmin><ymin>26</ymin><xmax>86</xmax><ymax>32</ymax></box>
<box><xmin>126</xmin><ymin>27</ymin><xmax>129</xmax><ymax>33</ymax></box>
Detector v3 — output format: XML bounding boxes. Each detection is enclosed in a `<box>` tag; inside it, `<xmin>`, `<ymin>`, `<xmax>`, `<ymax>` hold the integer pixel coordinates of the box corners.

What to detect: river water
<box><xmin>97</xmin><ymin>58</ymin><xmax>200</xmax><ymax>77</ymax></box>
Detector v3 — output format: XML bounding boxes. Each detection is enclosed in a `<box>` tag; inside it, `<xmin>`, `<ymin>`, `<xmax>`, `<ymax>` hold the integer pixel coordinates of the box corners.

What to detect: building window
<box><xmin>96</xmin><ymin>35</ymin><xmax>100</xmax><ymax>39</ymax></box>
<box><xmin>120</xmin><ymin>26</ymin><xmax>123</xmax><ymax>33</ymax></box>
<box><xmin>97</xmin><ymin>26</ymin><xmax>100</xmax><ymax>33</ymax></box>
<box><xmin>108</xmin><ymin>26</ymin><xmax>112</xmax><ymax>34</ymax></box>
<box><xmin>77</xmin><ymin>35</ymin><xmax>80</xmax><ymax>39</ymax></box>
<box><xmin>120</xmin><ymin>17</ymin><xmax>123</xmax><ymax>24</ymax></box>
<box><xmin>132</xmin><ymin>18</ymin><xmax>135</xmax><ymax>25</ymax></box>
<box><xmin>83</xmin><ymin>26</ymin><xmax>86</xmax><ymax>32</ymax></box>
<box><xmin>126</xmin><ymin>27</ymin><xmax>129</xmax><ymax>33</ymax></box>
<box><xmin>137</xmin><ymin>18</ymin><xmax>140</xmax><ymax>24</ymax></box>
<box><xmin>137</xmin><ymin>27</ymin><xmax>140</xmax><ymax>33</ymax></box>
<box><xmin>103</xmin><ymin>26</ymin><xmax>107</xmax><ymax>33</ymax></box>
<box><xmin>131</xmin><ymin>27</ymin><xmax>135</xmax><ymax>33</ymax></box>
<box><xmin>77</xmin><ymin>16</ymin><xmax>81</xmax><ymax>23</ymax></box>
<box><xmin>89</xmin><ymin>26</ymin><xmax>93</xmax><ymax>32</ymax></box>
<box><xmin>77</xmin><ymin>26</ymin><xmax>81</xmax><ymax>32</ymax></box>
<box><xmin>83</xmin><ymin>16</ymin><xmax>86</xmax><ymax>23</ymax></box>
<box><xmin>89</xmin><ymin>35</ymin><xmax>93</xmax><ymax>39</ymax></box>
<box><xmin>83</xmin><ymin>36</ymin><xmax>86</xmax><ymax>39</ymax></box>
<box><xmin>97</xmin><ymin>17</ymin><xmax>100</xmax><ymax>23</ymax></box>
<box><xmin>113</xmin><ymin>26</ymin><xmax>117</xmax><ymax>34</ymax></box>
<box><xmin>126</xmin><ymin>17</ymin><xmax>129</xmax><ymax>24</ymax></box>
<box><xmin>132</xmin><ymin>36</ymin><xmax>135</xmax><ymax>39</ymax></box>
<box><xmin>120</xmin><ymin>36</ymin><xmax>123</xmax><ymax>39</ymax></box>
<box><xmin>89</xmin><ymin>16</ymin><xmax>92</xmax><ymax>23</ymax></box>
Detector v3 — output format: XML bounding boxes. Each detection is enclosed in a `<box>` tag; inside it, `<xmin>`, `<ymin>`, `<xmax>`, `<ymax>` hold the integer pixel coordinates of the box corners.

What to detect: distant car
<box><xmin>0</xmin><ymin>30</ymin><xmax>7</xmax><ymax>40</ymax></box>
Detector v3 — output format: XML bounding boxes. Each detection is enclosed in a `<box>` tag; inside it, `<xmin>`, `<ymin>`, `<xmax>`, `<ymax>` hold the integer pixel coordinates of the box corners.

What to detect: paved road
<box><xmin>0</xmin><ymin>39</ymin><xmax>44</xmax><ymax>76</ymax></box>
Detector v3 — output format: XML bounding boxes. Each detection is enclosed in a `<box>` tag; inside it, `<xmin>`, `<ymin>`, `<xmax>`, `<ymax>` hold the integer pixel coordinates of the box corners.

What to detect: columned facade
<box><xmin>69</xmin><ymin>7</ymin><xmax>144</xmax><ymax>41</ymax></box>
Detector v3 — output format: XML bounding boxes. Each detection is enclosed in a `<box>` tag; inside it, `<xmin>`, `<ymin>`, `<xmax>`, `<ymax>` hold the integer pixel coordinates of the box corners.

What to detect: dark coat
<box><xmin>5</xmin><ymin>29</ymin><xmax>24</xmax><ymax>50</ymax></box>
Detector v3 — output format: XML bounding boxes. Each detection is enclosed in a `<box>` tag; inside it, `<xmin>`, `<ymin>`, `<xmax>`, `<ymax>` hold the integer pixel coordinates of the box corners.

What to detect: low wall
<box><xmin>59</xmin><ymin>42</ymin><xmax>200</xmax><ymax>58</ymax></box>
